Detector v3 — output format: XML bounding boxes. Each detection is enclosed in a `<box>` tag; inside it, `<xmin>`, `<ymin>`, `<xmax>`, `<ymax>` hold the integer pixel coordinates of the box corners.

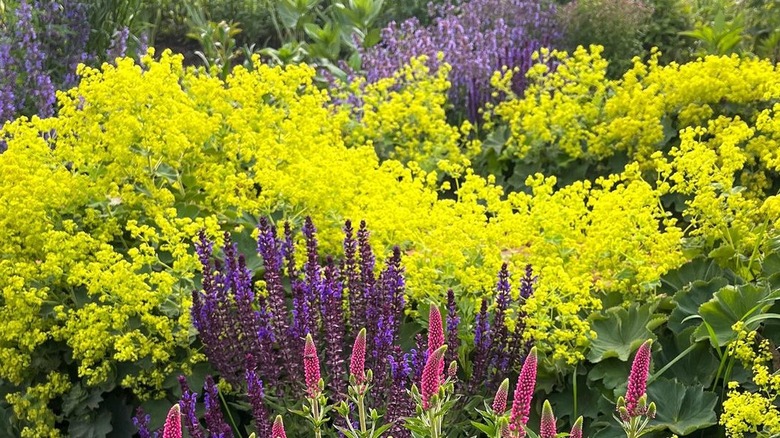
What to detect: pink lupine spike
<box><xmin>492</xmin><ymin>378</ymin><xmax>510</xmax><ymax>414</ymax></box>
<box><xmin>350</xmin><ymin>328</ymin><xmax>367</xmax><ymax>385</ymax></box>
<box><xmin>569</xmin><ymin>416</ymin><xmax>584</xmax><ymax>438</ymax></box>
<box><xmin>428</xmin><ymin>305</ymin><xmax>445</xmax><ymax>355</ymax></box>
<box><xmin>303</xmin><ymin>333</ymin><xmax>322</xmax><ymax>397</ymax></box>
<box><xmin>625</xmin><ymin>339</ymin><xmax>653</xmax><ymax>417</ymax></box>
<box><xmin>162</xmin><ymin>404</ymin><xmax>181</xmax><ymax>438</ymax></box>
<box><xmin>272</xmin><ymin>415</ymin><xmax>287</xmax><ymax>438</ymax></box>
<box><xmin>421</xmin><ymin>345</ymin><xmax>448</xmax><ymax>410</ymax></box>
<box><xmin>509</xmin><ymin>347</ymin><xmax>537</xmax><ymax>436</ymax></box>
<box><xmin>539</xmin><ymin>400</ymin><xmax>556</xmax><ymax>438</ymax></box>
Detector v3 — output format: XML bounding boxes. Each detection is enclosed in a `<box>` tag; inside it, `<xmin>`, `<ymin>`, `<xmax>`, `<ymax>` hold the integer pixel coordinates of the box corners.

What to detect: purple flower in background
<box><xmin>203</xmin><ymin>376</ymin><xmax>233</xmax><ymax>437</ymax></box>
<box><xmin>360</xmin><ymin>0</ymin><xmax>559</xmax><ymax>122</ymax></box>
<box><xmin>445</xmin><ymin>289</ymin><xmax>460</xmax><ymax>367</ymax></box>
<box><xmin>246</xmin><ymin>366</ymin><xmax>272</xmax><ymax>437</ymax></box>
<box><xmin>489</xmin><ymin>263</ymin><xmax>512</xmax><ymax>386</ymax></box>
<box><xmin>107</xmin><ymin>26</ymin><xmax>130</xmax><ymax>60</ymax></box>
<box><xmin>0</xmin><ymin>43</ymin><xmax>17</xmax><ymax>122</ymax></box>
<box><xmin>14</xmin><ymin>0</ymin><xmax>56</xmax><ymax>117</ymax></box>
<box><xmin>322</xmin><ymin>257</ymin><xmax>347</xmax><ymax>398</ymax></box>
<box><xmin>178</xmin><ymin>376</ymin><xmax>204</xmax><ymax>438</ymax></box>
<box><xmin>132</xmin><ymin>407</ymin><xmax>158</xmax><ymax>438</ymax></box>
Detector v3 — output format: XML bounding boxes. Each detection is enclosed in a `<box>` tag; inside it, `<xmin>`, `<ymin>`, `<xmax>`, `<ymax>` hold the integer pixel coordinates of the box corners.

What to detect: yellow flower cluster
<box><xmin>488</xmin><ymin>46</ymin><xmax>780</xmax><ymax>165</ymax></box>
<box><xmin>0</xmin><ymin>50</ymin><xmax>687</xmax><ymax>431</ymax></box>
<box><xmin>342</xmin><ymin>54</ymin><xmax>479</xmax><ymax>175</ymax></box>
<box><xmin>721</xmin><ymin>322</ymin><xmax>780</xmax><ymax>437</ymax></box>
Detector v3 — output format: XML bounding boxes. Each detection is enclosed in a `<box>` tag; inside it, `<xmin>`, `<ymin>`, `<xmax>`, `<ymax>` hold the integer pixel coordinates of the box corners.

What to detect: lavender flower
<box><xmin>132</xmin><ymin>407</ymin><xmax>157</xmax><ymax>438</ymax></box>
<box><xmin>246</xmin><ymin>367</ymin><xmax>272</xmax><ymax>437</ymax></box>
<box><xmin>322</xmin><ymin>257</ymin><xmax>346</xmax><ymax>397</ymax></box>
<box><xmin>203</xmin><ymin>376</ymin><xmax>232</xmax><ymax>437</ymax></box>
<box><xmin>178</xmin><ymin>376</ymin><xmax>204</xmax><ymax>438</ymax></box>
<box><xmin>361</xmin><ymin>0</ymin><xmax>559</xmax><ymax>122</ymax></box>
<box><xmin>489</xmin><ymin>263</ymin><xmax>512</xmax><ymax>387</ymax></box>
<box><xmin>445</xmin><ymin>289</ymin><xmax>460</xmax><ymax>368</ymax></box>
<box><xmin>342</xmin><ymin>220</ymin><xmax>364</xmax><ymax>332</ymax></box>
<box><xmin>107</xmin><ymin>26</ymin><xmax>130</xmax><ymax>60</ymax></box>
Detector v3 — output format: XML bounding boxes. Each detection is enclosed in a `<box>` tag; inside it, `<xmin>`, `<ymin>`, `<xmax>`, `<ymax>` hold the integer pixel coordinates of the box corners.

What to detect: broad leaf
<box><xmin>694</xmin><ymin>283</ymin><xmax>773</xmax><ymax>346</ymax></box>
<box><xmin>668</xmin><ymin>278</ymin><xmax>728</xmax><ymax>335</ymax></box>
<box><xmin>655</xmin><ymin>327</ymin><xmax>718</xmax><ymax>385</ymax></box>
<box><xmin>646</xmin><ymin>379</ymin><xmax>717</xmax><ymax>435</ymax></box>
<box><xmin>587</xmin><ymin>358</ymin><xmax>628</xmax><ymax>391</ymax></box>
<box><xmin>587</xmin><ymin>304</ymin><xmax>664</xmax><ymax>362</ymax></box>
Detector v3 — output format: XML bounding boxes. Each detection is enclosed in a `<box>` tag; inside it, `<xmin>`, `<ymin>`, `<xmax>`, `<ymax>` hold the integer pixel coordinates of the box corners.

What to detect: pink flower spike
<box><xmin>421</xmin><ymin>345</ymin><xmax>447</xmax><ymax>410</ymax></box>
<box><xmin>492</xmin><ymin>378</ymin><xmax>510</xmax><ymax>414</ymax></box>
<box><xmin>427</xmin><ymin>304</ymin><xmax>445</xmax><ymax>355</ymax></box>
<box><xmin>569</xmin><ymin>416</ymin><xmax>584</xmax><ymax>438</ymax></box>
<box><xmin>350</xmin><ymin>328</ymin><xmax>367</xmax><ymax>385</ymax></box>
<box><xmin>539</xmin><ymin>400</ymin><xmax>556</xmax><ymax>438</ymax></box>
<box><xmin>625</xmin><ymin>339</ymin><xmax>653</xmax><ymax>417</ymax></box>
<box><xmin>162</xmin><ymin>404</ymin><xmax>181</xmax><ymax>438</ymax></box>
<box><xmin>303</xmin><ymin>333</ymin><xmax>322</xmax><ymax>397</ymax></box>
<box><xmin>509</xmin><ymin>347</ymin><xmax>537</xmax><ymax>436</ymax></box>
<box><xmin>272</xmin><ymin>415</ymin><xmax>287</xmax><ymax>438</ymax></box>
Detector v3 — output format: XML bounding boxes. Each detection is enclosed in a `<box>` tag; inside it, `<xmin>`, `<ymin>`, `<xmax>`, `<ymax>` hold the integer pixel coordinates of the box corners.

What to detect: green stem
<box><xmin>312</xmin><ymin>397</ymin><xmax>322</xmax><ymax>438</ymax></box>
<box><xmin>429</xmin><ymin>408</ymin><xmax>439</xmax><ymax>438</ymax></box>
<box><xmin>357</xmin><ymin>393</ymin><xmax>367</xmax><ymax>433</ymax></box>
<box><xmin>573</xmin><ymin>366</ymin><xmax>578</xmax><ymax>420</ymax></box>
<box><xmin>648</xmin><ymin>342</ymin><xmax>699</xmax><ymax>384</ymax></box>
<box><xmin>218</xmin><ymin>387</ymin><xmax>240</xmax><ymax>437</ymax></box>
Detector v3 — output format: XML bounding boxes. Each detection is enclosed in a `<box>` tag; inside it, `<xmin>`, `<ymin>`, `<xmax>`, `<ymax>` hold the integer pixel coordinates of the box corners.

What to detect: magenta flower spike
<box><xmin>350</xmin><ymin>328</ymin><xmax>367</xmax><ymax>385</ymax></box>
<box><xmin>421</xmin><ymin>345</ymin><xmax>448</xmax><ymax>410</ymax></box>
<box><xmin>272</xmin><ymin>415</ymin><xmax>287</xmax><ymax>438</ymax></box>
<box><xmin>509</xmin><ymin>347</ymin><xmax>537</xmax><ymax>436</ymax></box>
<box><xmin>625</xmin><ymin>339</ymin><xmax>653</xmax><ymax>417</ymax></box>
<box><xmin>303</xmin><ymin>333</ymin><xmax>322</xmax><ymax>397</ymax></box>
<box><xmin>428</xmin><ymin>305</ymin><xmax>445</xmax><ymax>355</ymax></box>
<box><xmin>539</xmin><ymin>400</ymin><xmax>556</xmax><ymax>438</ymax></box>
<box><xmin>492</xmin><ymin>378</ymin><xmax>510</xmax><ymax>414</ymax></box>
<box><xmin>570</xmin><ymin>416</ymin><xmax>584</xmax><ymax>438</ymax></box>
<box><xmin>162</xmin><ymin>404</ymin><xmax>182</xmax><ymax>438</ymax></box>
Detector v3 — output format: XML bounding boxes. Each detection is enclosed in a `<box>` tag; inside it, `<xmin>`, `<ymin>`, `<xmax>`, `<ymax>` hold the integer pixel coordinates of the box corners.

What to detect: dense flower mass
<box><xmin>361</xmin><ymin>0</ymin><xmax>559</xmax><ymax>121</ymax></box>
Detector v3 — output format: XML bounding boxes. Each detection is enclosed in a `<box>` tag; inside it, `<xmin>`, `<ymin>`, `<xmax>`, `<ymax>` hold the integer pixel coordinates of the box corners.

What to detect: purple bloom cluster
<box><xmin>470</xmin><ymin>263</ymin><xmax>537</xmax><ymax>391</ymax></box>
<box><xmin>132</xmin><ymin>407</ymin><xmax>159</xmax><ymax>438</ymax></box>
<box><xmin>360</xmin><ymin>0</ymin><xmax>559</xmax><ymax>122</ymax></box>
<box><xmin>0</xmin><ymin>0</ymin><xmax>91</xmax><ymax>123</ymax></box>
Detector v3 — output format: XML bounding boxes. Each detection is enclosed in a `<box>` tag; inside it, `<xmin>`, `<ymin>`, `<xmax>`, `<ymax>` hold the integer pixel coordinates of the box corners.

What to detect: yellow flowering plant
<box><xmin>0</xmin><ymin>49</ymin><xmax>692</xmax><ymax>435</ymax></box>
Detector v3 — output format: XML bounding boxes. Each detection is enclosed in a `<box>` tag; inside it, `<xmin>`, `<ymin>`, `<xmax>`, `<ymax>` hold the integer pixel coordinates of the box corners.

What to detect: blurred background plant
<box><xmin>556</xmin><ymin>0</ymin><xmax>654</xmax><ymax>77</ymax></box>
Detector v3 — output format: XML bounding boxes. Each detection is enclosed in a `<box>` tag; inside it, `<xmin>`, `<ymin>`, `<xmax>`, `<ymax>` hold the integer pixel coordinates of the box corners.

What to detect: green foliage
<box><xmin>86</xmin><ymin>0</ymin><xmax>150</xmax><ymax>57</ymax></box>
<box><xmin>557</xmin><ymin>0</ymin><xmax>654</xmax><ymax>76</ymax></box>
<box><xmin>646</xmin><ymin>379</ymin><xmax>718</xmax><ymax>435</ymax></box>
<box><xmin>587</xmin><ymin>303</ymin><xmax>666</xmax><ymax>363</ymax></box>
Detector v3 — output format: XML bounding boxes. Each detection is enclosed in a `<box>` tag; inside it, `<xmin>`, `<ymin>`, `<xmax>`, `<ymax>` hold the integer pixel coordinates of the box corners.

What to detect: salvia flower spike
<box><xmin>510</xmin><ymin>347</ymin><xmax>537</xmax><ymax>436</ymax></box>
<box><xmin>539</xmin><ymin>400</ymin><xmax>556</xmax><ymax>438</ymax></box>
<box><xmin>272</xmin><ymin>415</ymin><xmax>287</xmax><ymax>438</ymax></box>
<box><xmin>162</xmin><ymin>404</ymin><xmax>182</xmax><ymax>438</ymax></box>
<box><xmin>625</xmin><ymin>339</ymin><xmax>653</xmax><ymax>418</ymax></box>
<box><xmin>304</xmin><ymin>333</ymin><xmax>322</xmax><ymax>397</ymax></box>
<box><xmin>350</xmin><ymin>327</ymin><xmax>367</xmax><ymax>385</ymax></box>
<box><xmin>421</xmin><ymin>345</ymin><xmax>448</xmax><ymax>410</ymax></box>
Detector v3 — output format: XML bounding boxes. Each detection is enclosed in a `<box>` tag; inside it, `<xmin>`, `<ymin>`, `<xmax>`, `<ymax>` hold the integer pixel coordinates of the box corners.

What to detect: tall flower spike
<box><xmin>304</xmin><ymin>333</ymin><xmax>322</xmax><ymax>397</ymax></box>
<box><xmin>162</xmin><ymin>404</ymin><xmax>182</xmax><ymax>438</ymax></box>
<box><xmin>421</xmin><ymin>345</ymin><xmax>447</xmax><ymax>410</ymax></box>
<box><xmin>569</xmin><ymin>416</ymin><xmax>584</xmax><ymax>438</ymax></box>
<box><xmin>539</xmin><ymin>400</ymin><xmax>556</xmax><ymax>438</ymax></box>
<box><xmin>509</xmin><ymin>347</ymin><xmax>538</xmax><ymax>435</ymax></box>
<box><xmin>492</xmin><ymin>378</ymin><xmax>510</xmax><ymax>414</ymax></box>
<box><xmin>427</xmin><ymin>305</ymin><xmax>445</xmax><ymax>356</ymax></box>
<box><xmin>350</xmin><ymin>328</ymin><xmax>367</xmax><ymax>385</ymax></box>
<box><xmin>625</xmin><ymin>339</ymin><xmax>653</xmax><ymax>418</ymax></box>
<box><xmin>272</xmin><ymin>415</ymin><xmax>287</xmax><ymax>438</ymax></box>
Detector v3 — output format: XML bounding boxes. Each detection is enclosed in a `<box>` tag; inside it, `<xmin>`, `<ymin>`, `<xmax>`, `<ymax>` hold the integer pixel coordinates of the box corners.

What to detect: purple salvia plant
<box><xmin>357</xmin><ymin>221</ymin><xmax>377</xmax><ymax>343</ymax></box>
<box><xmin>303</xmin><ymin>217</ymin><xmax>323</xmax><ymax>330</ymax></box>
<box><xmin>257</xmin><ymin>218</ymin><xmax>294</xmax><ymax>371</ymax></box>
<box><xmin>178</xmin><ymin>376</ymin><xmax>205</xmax><ymax>438</ymax></box>
<box><xmin>203</xmin><ymin>376</ymin><xmax>233</xmax><ymax>437</ymax></box>
<box><xmin>14</xmin><ymin>0</ymin><xmax>56</xmax><ymax>118</ymax></box>
<box><xmin>0</xmin><ymin>43</ymin><xmax>17</xmax><ymax>123</ymax></box>
<box><xmin>489</xmin><ymin>263</ymin><xmax>512</xmax><ymax>387</ymax></box>
<box><xmin>132</xmin><ymin>407</ymin><xmax>158</xmax><ymax>438</ymax></box>
<box><xmin>246</xmin><ymin>366</ymin><xmax>272</xmax><ymax>437</ymax></box>
<box><xmin>387</xmin><ymin>349</ymin><xmax>413</xmax><ymax>438</ymax></box>
<box><xmin>342</xmin><ymin>220</ymin><xmax>364</xmax><ymax>332</ymax></box>
<box><xmin>445</xmin><ymin>289</ymin><xmax>460</xmax><ymax>369</ymax></box>
<box><xmin>107</xmin><ymin>26</ymin><xmax>130</xmax><ymax>60</ymax></box>
<box><xmin>322</xmin><ymin>257</ymin><xmax>347</xmax><ymax>398</ymax></box>
<box><xmin>360</xmin><ymin>0</ymin><xmax>559</xmax><ymax>122</ymax></box>
<box><xmin>471</xmin><ymin>298</ymin><xmax>491</xmax><ymax>389</ymax></box>
<box><xmin>508</xmin><ymin>264</ymin><xmax>536</xmax><ymax>373</ymax></box>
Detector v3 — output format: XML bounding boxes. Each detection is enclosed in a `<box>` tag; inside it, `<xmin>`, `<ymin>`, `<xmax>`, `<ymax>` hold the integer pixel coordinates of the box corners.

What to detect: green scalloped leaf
<box><xmin>668</xmin><ymin>278</ymin><xmax>729</xmax><ymax>335</ymax></box>
<box><xmin>693</xmin><ymin>283</ymin><xmax>773</xmax><ymax>347</ymax></box>
<box><xmin>587</xmin><ymin>304</ymin><xmax>664</xmax><ymax>363</ymax></box>
<box><xmin>646</xmin><ymin>379</ymin><xmax>718</xmax><ymax>435</ymax></box>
